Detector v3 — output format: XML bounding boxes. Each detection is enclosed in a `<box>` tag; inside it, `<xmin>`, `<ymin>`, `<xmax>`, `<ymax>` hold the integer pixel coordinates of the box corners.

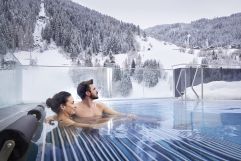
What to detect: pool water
<box><xmin>37</xmin><ymin>99</ymin><xmax>241</xmax><ymax>161</ymax></box>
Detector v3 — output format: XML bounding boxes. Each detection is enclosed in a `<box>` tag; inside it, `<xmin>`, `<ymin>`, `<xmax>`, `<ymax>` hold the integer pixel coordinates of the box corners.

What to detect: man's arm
<box><xmin>98</xmin><ymin>102</ymin><xmax>137</xmax><ymax>119</ymax></box>
<box><xmin>98</xmin><ymin>102</ymin><xmax>122</xmax><ymax>115</ymax></box>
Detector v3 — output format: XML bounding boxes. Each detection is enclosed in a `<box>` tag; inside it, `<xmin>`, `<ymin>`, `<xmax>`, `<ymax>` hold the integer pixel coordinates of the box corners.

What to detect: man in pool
<box><xmin>45</xmin><ymin>79</ymin><xmax>133</xmax><ymax>124</ymax></box>
<box><xmin>72</xmin><ymin>79</ymin><xmax>123</xmax><ymax>123</ymax></box>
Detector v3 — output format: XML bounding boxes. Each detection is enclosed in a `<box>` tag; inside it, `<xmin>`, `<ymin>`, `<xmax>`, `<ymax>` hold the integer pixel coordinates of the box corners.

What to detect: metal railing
<box><xmin>173</xmin><ymin>63</ymin><xmax>241</xmax><ymax>101</ymax></box>
<box><xmin>191</xmin><ymin>66</ymin><xmax>200</xmax><ymax>100</ymax></box>
<box><xmin>173</xmin><ymin>64</ymin><xmax>204</xmax><ymax>101</ymax></box>
<box><xmin>175</xmin><ymin>68</ymin><xmax>187</xmax><ymax>100</ymax></box>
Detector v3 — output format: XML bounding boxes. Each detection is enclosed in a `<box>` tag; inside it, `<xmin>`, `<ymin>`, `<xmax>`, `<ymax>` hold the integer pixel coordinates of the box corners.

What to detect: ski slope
<box><xmin>114</xmin><ymin>36</ymin><xmax>200</xmax><ymax>69</ymax></box>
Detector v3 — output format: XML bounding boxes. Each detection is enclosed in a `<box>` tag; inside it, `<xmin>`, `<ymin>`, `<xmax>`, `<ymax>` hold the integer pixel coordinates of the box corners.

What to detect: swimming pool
<box><xmin>0</xmin><ymin>99</ymin><xmax>241</xmax><ymax>161</ymax></box>
<box><xmin>33</xmin><ymin>99</ymin><xmax>241</xmax><ymax>161</ymax></box>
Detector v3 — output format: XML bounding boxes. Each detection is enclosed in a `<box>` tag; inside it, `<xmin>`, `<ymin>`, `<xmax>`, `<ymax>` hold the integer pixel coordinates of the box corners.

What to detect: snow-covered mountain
<box><xmin>3</xmin><ymin>0</ymin><xmax>240</xmax><ymax>69</ymax></box>
<box><xmin>2</xmin><ymin>0</ymin><xmax>241</xmax><ymax>101</ymax></box>
<box><xmin>13</xmin><ymin>0</ymin><xmax>199</xmax><ymax>68</ymax></box>
<box><xmin>146</xmin><ymin>12</ymin><xmax>241</xmax><ymax>48</ymax></box>
<box><xmin>0</xmin><ymin>0</ymin><xmax>139</xmax><ymax>64</ymax></box>
<box><xmin>15</xmin><ymin>35</ymin><xmax>200</xmax><ymax>68</ymax></box>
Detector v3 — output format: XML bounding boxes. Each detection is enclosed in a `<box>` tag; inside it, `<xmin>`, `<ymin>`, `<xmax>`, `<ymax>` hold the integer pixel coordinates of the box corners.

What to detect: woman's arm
<box><xmin>61</xmin><ymin>118</ymin><xmax>107</xmax><ymax>128</ymax></box>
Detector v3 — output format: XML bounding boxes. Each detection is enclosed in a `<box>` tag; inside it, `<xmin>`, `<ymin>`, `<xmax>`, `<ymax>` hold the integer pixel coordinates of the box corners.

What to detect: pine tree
<box><xmin>143</xmin><ymin>69</ymin><xmax>158</xmax><ymax>87</ymax></box>
<box><xmin>103</xmin><ymin>59</ymin><xmax>108</xmax><ymax>67</ymax></box>
<box><xmin>0</xmin><ymin>38</ymin><xmax>6</xmax><ymax>68</ymax></box>
<box><xmin>131</xmin><ymin>59</ymin><xmax>136</xmax><ymax>76</ymax></box>
<box><xmin>134</xmin><ymin>67</ymin><xmax>143</xmax><ymax>83</ymax></box>
<box><xmin>137</xmin><ymin>25</ymin><xmax>141</xmax><ymax>36</ymax></box>
<box><xmin>84</xmin><ymin>58</ymin><xmax>93</xmax><ymax>67</ymax></box>
<box><xmin>142</xmin><ymin>59</ymin><xmax>162</xmax><ymax>87</ymax></box>
<box><xmin>143</xmin><ymin>31</ymin><xmax>147</xmax><ymax>41</ymax></box>
<box><xmin>0</xmin><ymin>38</ymin><xmax>6</xmax><ymax>56</ymax></box>
<box><xmin>119</xmin><ymin>72</ymin><xmax>132</xmax><ymax>96</ymax></box>
<box><xmin>136</xmin><ymin>54</ymin><xmax>142</xmax><ymax>67</ymax></box>
<box><xmin>113</xmin><ymin>65</ymin><xmax>121</xmax><ymax>82</ymax></box>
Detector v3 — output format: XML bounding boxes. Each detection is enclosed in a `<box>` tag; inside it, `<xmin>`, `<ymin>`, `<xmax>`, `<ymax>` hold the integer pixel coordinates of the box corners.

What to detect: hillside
<box><xmin>146</xmin><ymin>13</ymin><xmax>241</xmax><ymax>48</ymax></box>
<box><xmin>0</xmin><ymin>0</ymin><xmax>140</xmax><ymax>60</ymax></box>
<box><xmin>113</xmin><ymin>36</ymin><xmax>198</xmax><ymax>69</ymax></box>
<box><xmin>42</xmin><ymin>0</ymin><xmax>140</xmax><ymax>58</ymax></box>
<box><xmin>0</xmin><ymin>0</ymin><xmax>40</xmax><ymax>51</ymax></box>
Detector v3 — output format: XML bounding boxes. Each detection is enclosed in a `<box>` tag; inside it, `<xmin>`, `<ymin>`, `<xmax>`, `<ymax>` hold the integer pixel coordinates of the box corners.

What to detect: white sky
<box><xmin>72</xmin><ymin>0</ymin><xmax>241</xmax><ymax>29</ymax></box>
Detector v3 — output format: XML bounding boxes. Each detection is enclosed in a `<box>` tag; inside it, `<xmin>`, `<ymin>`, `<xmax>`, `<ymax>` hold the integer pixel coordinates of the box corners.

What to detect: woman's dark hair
<box><xmin>46</xmin><ymin>91</ymin><xmax>71</xmax><ymax>113</ymax></box>
<box><xmin>77</xmin><ymin>79</ymin><xmax>93</xmax><ymax>100</ymax></box>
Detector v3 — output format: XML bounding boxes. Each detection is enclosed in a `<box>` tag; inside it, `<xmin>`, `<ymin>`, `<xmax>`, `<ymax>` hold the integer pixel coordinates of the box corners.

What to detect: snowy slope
<box><xmin>14</xmin><ymin>0</ymin><xmax>72</xmax><ymax>66</ymax></box>
<box><xmin>114</xmin><ymin>36</ymin><xmax>200</xmax><ymax>69</ymax></box>
<box><xmin>186</xmin><ymin>81</ymin><xmax>241</xmax><ymax>100</ymax></box>
<box><xmin>15</xmin><ymin>36</ymin><xmax>198</xmax><ymax>67</ymax></box>
<box><xmin>14</xmin><ymin>43</ymin><xmax>72</xmax><ymax>66</ymax></box>
<box><xmin>33</xmin><ymin>1</ymin><xmax>48</xmax><ymax>48</ymax></box>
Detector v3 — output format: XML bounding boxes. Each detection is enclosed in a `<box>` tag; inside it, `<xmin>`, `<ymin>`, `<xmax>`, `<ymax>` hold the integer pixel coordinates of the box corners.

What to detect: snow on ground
<box><xmin>186</xmin><ymin>81</ymin><xmax>241</xmax><ymax>100</ymax></box>
<box><xmin>114</xmin><ymin>36</ymin><xmax>200</xmax><ymax>69</ymax></box>
<box><xmin>14</xmin><ymin>43</ymin><xmax>72</xmax><ymax>66</ymax></box>
<box><xmin>33</xmin><ymin>0</ymin><xmax>49</xmax><ymax>48</ymax></box>
<box><xmin>92</xmin><ymin>54</ymin><xmax>107</xmax><ymax>66</ymax></box>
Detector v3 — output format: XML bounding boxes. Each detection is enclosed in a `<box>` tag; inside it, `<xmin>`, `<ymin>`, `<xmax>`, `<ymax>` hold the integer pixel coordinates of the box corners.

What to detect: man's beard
<box><xmin>90</xmin><ymin>93</ymin><xmax>98</xmax><ymax>99</ymax></box>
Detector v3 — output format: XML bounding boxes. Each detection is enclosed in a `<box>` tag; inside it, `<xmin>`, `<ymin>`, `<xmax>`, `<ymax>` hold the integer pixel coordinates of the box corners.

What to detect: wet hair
<box><xmin>77</xmin><ymin>79</ymin><xmax>93</xmax><ymax>100</ymax></box>
<box><xmin>46</xmin><ymin>91</ymin><xmax>71</xmax><ymax>114</ymax></box>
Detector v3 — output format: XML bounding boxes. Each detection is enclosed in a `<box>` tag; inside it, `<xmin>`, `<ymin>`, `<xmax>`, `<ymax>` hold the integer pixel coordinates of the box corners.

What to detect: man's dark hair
<box><xmin>77</xmin><ymin>79</ymin><xmax>93</xmax><ymax>100</ymax></box>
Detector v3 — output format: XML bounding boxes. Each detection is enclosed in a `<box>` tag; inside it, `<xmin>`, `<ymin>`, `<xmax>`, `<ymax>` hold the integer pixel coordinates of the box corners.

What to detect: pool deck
<box><xmin>0</xmin><ymin>103</ymin><xmax>39</xmax><ymax>130</ymax></box>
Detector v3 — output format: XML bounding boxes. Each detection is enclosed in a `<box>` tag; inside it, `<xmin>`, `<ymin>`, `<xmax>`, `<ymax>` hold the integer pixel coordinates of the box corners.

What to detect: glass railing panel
<box><xmin>21</xmin><ymin>66</ymin><xmax>111</xmax><ymax>103</ymax></box>
<box><xmin>0</xmin><ymin>66</ymin><xmax>22</xmax><ymax>107</ymax></box>
<box><xmin>111</xmin><ymin>67</ymin><xmax>174</xmax><ymax>99</ymax></box>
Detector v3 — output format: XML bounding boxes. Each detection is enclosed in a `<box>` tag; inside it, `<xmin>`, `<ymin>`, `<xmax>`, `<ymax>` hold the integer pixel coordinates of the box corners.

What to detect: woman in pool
<box><xmin>46</xmin><ymin>91</ymin><xmax>106</xmax><ymax>128</ymax></box>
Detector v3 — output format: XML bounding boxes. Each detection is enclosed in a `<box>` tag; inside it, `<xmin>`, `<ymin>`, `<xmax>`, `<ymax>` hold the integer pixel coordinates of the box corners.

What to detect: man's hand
<box><xmin>90</xmin><ymin>122</ymin><xmax>108</xmax><ymax>129</ymax></box>
<box><xmin>127</xmin><ymin>114</ymin><xmax>137</xmax><ymax>120</ymax></box>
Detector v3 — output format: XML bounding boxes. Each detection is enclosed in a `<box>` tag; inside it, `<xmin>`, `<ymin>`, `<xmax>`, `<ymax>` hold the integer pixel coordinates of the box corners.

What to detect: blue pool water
<box><xmin>37</xmin><ymin>99</ymin><xmax>241</xmax><ymax>161</ymax></box>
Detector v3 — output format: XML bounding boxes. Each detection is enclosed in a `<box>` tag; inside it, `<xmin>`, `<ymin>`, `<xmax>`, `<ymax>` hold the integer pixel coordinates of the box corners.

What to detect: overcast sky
<box><xmin>72</xmin><ymin>0</ymin><xmax>241</xmax><ymax>29</ymax></box>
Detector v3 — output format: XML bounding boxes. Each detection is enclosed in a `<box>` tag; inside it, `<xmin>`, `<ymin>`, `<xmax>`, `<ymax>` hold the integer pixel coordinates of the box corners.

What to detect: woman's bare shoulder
<box><xmin>57</xmin><ymin>116</ymin><xmax>75</xmax><ymax>127</ymax></box>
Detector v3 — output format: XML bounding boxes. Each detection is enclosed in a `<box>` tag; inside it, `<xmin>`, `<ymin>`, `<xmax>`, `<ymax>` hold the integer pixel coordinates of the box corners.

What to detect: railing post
<box><xmin>107</xmin><ymin>67</ymin><xmax>112</xmax><ymax>98</ymax></box>
<box><xmin>184</xmin><ymin>68</ymin><xmax>187</xmax><ymax>100</ymax></box>
<box><xmin>175</xmin><ymin>69</ymin><xmax>184</xmax><ymax>98</ymax></box>
<box><xmin>191</xmin><ymin>66</ymin><xmax>200</xmax><ymax>100</ymax></box>
<box><xmin>201</xmin><ymin>66</ymin><xmax>204</xmax><ymax>100</ymax></box>
<box><xmin>142</xmin><ymin>68</ymin><xmax>144</xmax><ymax>98</ymax></box>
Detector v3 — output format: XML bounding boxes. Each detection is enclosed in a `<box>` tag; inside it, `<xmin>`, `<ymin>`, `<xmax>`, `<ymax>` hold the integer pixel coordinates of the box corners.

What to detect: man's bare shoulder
<box><xmin>96</xmin><ymin>102</ymin><xmax>120</xmax><ymax>115</ymax></box>
<box><xmin>75</xmin><ymin>101</ymin><xmax>84</xmax><ymax>108</ymax></box>
<box><xmin>95</xmin><ymin>102</ymin><xmax>108</xmax><ymax>109</ymax></box>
